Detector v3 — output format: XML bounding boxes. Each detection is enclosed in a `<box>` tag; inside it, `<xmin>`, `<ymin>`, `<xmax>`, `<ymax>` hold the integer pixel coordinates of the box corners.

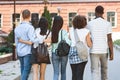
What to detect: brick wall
<box><xmin>0</xmin><ymin>2</ymin><xmax>120</xmax><ymax>33</ymax></box>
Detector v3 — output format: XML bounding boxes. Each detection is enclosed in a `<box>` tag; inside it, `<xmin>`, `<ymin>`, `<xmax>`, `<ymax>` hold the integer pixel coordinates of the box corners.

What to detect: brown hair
<box><xmin>22</xmin><ymin>9</ymin><xmax>31</xmax><ymax>19</ymax></box>
<box><xmin>51</xmin><ymin>16</ymin><xmax>63</xmax><ymax>43</ymax></box>
<box><xmin>72</xmin><ymin>15</ymin><xmax>87</xmax><ymax>29</ymax></box>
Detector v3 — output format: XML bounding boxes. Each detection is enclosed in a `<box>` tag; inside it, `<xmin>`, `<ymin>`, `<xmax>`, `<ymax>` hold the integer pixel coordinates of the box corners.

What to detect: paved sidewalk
<box><xmin>18</xmin><ymin>47</ymin><xmax>120</xmax><ymax>80</ymax></box>
<box><xmin>0</xmin><ymin>60</ymin><xmax>20</xmax><ymax>80</ymax></box>
<box><xmin>28</xmin><ymin>59</ymin><xmax>91</xmax><ymax>80</ymax></box>
<box><xmin>28</xmin><ymin>60</ymin><xmax>73</xmax><ymax>80</ymax></box>
<box><xmin>0</xmin><ymin>47</ymin><xmax>120</xmax><ymax>80</ymax></box>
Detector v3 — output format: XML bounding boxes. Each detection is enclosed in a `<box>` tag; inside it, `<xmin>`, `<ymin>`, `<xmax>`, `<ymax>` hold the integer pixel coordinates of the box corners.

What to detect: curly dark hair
<box><xmin>72</xmin><ymin>15</ymin><xmax>87</xmax><ymax>29</ymax></box>
<box><xmin>38</xmin><ymin>17</ymin><xmax>48</xmax><ymax>35</ymax></box>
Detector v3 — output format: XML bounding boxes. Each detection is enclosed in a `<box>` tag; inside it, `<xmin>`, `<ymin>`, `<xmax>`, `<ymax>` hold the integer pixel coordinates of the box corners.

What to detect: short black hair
<box><xmin>95</xmin><ymin>5</ymin><xmax>104</xmax><ymax>14</ymax></box>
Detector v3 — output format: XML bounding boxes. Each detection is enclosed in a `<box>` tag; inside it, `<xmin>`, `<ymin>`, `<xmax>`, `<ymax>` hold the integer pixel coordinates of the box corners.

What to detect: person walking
<box><xmin>51</xmin><ymin>16</ymin><xmax>71</xmax><ymax>80</ymax></box>
<box><xmin>69</xmin><ymin>15</ymin><xmax>92</xmax><ymax>80</ymax></box>
<box><xmin>87</xmin><ymin>5</ymin><xmax>114</xmax><ymax>80</ymax></box>
<box><xmin>18</xmin><ymin>17</ymin><xmax>49</xmax><ymax>80</ymax></box>
<box><xmin>14</xmin><ymin>9</ymin><xmax>39</xmax><ymax>80</ymax></box>
<box><xmin>31</xmin><ymin>17</ymin><xmax>49</xmax><ymax>80</ymax></box>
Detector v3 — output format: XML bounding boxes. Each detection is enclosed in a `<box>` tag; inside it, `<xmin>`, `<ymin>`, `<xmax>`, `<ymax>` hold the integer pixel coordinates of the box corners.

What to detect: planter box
<box><xmin>0</xmin><ymin>53</ymin><xmax>12</xmax><ymax>64</ymax></box>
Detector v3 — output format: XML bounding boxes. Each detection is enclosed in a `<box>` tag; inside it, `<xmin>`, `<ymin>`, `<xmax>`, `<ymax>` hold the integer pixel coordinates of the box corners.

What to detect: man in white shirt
<box><xmin>87</xmin><ymin>5</ymin><xmax>113</xmax><ymax>80</ymax></box>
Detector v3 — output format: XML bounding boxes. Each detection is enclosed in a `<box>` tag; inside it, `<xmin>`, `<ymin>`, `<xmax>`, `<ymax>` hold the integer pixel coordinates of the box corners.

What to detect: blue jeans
<box><xmin>18</xmin><ymin>54</ymin><xmax>32</xmax><ymax>80</ymax></box>
<box><xmin>52</xmin><ymin>53</ymin><xmax>68</xmax><ymax>80</ymax></box>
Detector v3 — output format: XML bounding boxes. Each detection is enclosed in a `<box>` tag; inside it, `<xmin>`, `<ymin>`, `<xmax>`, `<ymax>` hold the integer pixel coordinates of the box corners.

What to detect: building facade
<box><xmin>0</xmin><ymin>0</ymin><xmax>120</xmax><ymax>35</ymax></box>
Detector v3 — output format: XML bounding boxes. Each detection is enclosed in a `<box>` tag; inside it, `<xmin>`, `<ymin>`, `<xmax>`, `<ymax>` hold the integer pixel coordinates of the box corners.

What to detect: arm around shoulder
<box><xmin>18</xmin><ymin>38</ymin><xmax>33</xmax><ymax>45</ymax></box>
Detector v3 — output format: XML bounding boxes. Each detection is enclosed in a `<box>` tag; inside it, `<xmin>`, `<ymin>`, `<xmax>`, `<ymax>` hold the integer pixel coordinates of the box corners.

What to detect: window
<box><xmin>50</xmin><ymin>13</ymin><xmax>57</xmax><ymax>20</ymax></box>
<box><xmin>107</xmin><ymin>12</ymin><xmax>116</xmax><ymax>27</ymax></box>
<box><xmin>0</xmin><ymin>14</ymin><xmax>2</xmax><ymax>28</ymax></box>
<box><xmin>50</xmin><ymin>13</ymin><xmax>57</xmax><ymax>26</ymax></box>
<box><xmin>12</xmin><ymin>13</ymin><xmax>20</xmax><ymax>26</ymax></box>
<box><xmin>69</xmin><ymin>12</ymin><xmax>76</xmax><ymax>27</ymax></box>
<box><xmin>88</xmin><ymin>12</ymin><xmax>95</xmax><ymax>21</ymax></box>
<box><xmin>31</xmin><ymin>13</ymin><xmax>39</xmax><ymax>28</ymax></box>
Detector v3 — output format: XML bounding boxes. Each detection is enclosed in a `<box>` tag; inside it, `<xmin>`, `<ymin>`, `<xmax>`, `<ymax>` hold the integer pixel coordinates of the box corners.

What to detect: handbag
<box><xmin>74</xmin><ymin>29</ymin><xmax>88</xmax><ymax>61</ymax></box>
<box><xmin>56</xmin><ymin>30</ymin><xmax>70</xmax><ymax>57</ymax></box>
<box><xmin>31</xmin><ymin>31</ymin><xmax>50</xmax><ymax>64</ymax></box>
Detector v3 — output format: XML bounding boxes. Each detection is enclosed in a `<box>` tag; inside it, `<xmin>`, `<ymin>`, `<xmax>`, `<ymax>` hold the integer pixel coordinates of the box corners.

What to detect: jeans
<box><xmin>18</xmin><ymin>54</ymin><xmax>32</xmax><ymax>80</ymax></box>
<box><xmin>52</xmin><ymin>53</ymin><xmax>68</xmax><ymax>80</ymax></box>
<box><xmin>70</xmin><ymin>61</ymin><xmax>87</xmax><ymax>80</ymax></box>
<box><xmin>90</xmin><ymin>53</ymin><xmax>108</xmax><ymax>80</ymax></box>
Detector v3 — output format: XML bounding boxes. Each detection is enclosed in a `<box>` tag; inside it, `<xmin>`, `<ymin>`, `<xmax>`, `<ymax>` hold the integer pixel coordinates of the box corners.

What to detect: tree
<box><xmin>42</xmin><ymin>6</ymin><xmax>52</xmax><ymax>30</ymax></box>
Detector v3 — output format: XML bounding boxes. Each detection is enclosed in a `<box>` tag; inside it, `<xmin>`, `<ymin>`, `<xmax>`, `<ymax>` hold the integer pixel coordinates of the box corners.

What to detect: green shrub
<box><xmin>7</xmin><ymin>30</ymin><xmax>14</xmax><ymax>43</ymax></box>
<box><xmin>113</xmin><ymin>39</ymin><xmax>120</xmax><ymax>46</ymax></box>
<box><xmin>0</xmin><ymin>46</ymin><xmax>12</xmax><ymax>53</ymax></box>
<box><xmin>0</xmin><ymin>70</ymin><xmax>2</xmax><ymax>74</ymax></box>
<box><xmin>2</xmin><ymin>30</ymin><xmax>14</xmax><ymax>55</ymax></box>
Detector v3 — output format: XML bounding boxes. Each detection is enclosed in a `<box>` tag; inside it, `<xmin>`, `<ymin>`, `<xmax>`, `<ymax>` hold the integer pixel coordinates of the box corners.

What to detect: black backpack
<box><xmin>56</xmin><ymin>30</ymin><xmax>70</xmax><ymax>57</ymax></box>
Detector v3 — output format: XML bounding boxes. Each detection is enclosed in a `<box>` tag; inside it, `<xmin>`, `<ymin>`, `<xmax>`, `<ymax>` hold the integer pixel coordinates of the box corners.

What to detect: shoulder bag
<box><xmin>56</xmin><ymin>30</ymin><xmax>70</xmax><ymax>57</ymax></box>
<box><xmin>74</xmin><ymin>29</ymin><xmax>88</xmax><ymax>61</ymax></box>
<box><xmin>31</xmin><ymin>30</ymin><xmax>50</xmax><ymax>64</ymax></box>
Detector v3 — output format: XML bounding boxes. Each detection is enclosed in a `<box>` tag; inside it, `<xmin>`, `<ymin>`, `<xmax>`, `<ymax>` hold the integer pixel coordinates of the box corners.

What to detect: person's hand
<box><xmin>18</xmin><ymin>38</ymin><xmax>23</xmax><ymax>42</ymax></box>
<box><xmin>109</xmin><ymin>53</ymin><xmax>113</xmax><ymax>60</ymax></box>
<box><xmin>44</xmin><ymin>38</ymin><xmax>51</xmax><ymax>43</ymax></box>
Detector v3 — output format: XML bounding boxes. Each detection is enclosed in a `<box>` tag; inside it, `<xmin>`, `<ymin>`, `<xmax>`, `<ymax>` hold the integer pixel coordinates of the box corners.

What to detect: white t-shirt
<box><xmin>87</xmin><ymin>17</ymin><xmax>112</xmax><ymax>54</ymax></box>
<box><xmin>33</xmin><ymin>28</ymin><xmax>46</xmax><ymax>48</ymax></box>
<box><xmin>69</xmin><ymin>27</ymin><xmax>90</xmax><ymax>48</ymax></box>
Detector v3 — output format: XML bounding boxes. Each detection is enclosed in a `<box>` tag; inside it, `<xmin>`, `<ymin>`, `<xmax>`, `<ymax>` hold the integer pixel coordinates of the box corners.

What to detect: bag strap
<box><xmin>45</xmin><ymin>30</ymin><xmax>50</xmax><ymax>39</ymax></box>
<box><xmin>74</xmin><ymin>29</ymin><xmax>81</xmax><ymax>42</ymax></box>
<box><xmin>61</xmin><ymin>29</ymin><xmax>63</xmax><ymax>40</ymax></box>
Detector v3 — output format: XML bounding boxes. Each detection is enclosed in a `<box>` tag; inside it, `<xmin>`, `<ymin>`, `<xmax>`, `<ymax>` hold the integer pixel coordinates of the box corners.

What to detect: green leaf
<box><xmin>0</xmin><ymin>70</ymin><xmax>3</xmax><ymax>74</ymax></box>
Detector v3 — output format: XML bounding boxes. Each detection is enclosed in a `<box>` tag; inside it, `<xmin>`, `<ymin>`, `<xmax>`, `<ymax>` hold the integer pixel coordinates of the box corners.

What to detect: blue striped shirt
<box><xmin>14</xmin><ymin>21</ymin><xmax>39</xmax><ymax>57</ymax></box>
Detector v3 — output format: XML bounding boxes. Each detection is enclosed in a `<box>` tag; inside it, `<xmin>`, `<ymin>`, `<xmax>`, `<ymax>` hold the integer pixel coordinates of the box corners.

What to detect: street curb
<box><xmin>14</xmin><ymin>75</ymin><xmax>20</xmax><ymax>80</ymax></box>
<box><xmin>0</xmin><ymin>54</ymin><xmax>12</xmax><ymax>64</ymax></box>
